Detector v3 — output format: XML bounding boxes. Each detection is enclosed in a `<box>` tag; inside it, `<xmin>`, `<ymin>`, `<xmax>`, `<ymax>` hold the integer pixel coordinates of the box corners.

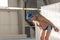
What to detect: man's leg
<box><xmin>45</xmin><ymin>25</ymin><xmax>52</xmax><ymax>40</ymax></box>
<box><xmin>45</xmin><ymin>30</ymin><xmax>51</xmax><ymax>40</ymax></box>
<box><xmin>40</xmin><ymin>30</ymin><xmax>46</xmax><ymax>40</ymax></box>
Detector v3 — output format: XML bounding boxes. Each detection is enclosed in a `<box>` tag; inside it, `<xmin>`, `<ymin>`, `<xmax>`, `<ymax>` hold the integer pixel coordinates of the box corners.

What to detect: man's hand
<box><xmin>33</xmin><ymin>20</ymin><xmax>39</xmax><ymax>26</ymax></box>
<box><xmin>54</xmin><ymin>27</ymin><xmax>59</xmax><ymax>32</ymax></box>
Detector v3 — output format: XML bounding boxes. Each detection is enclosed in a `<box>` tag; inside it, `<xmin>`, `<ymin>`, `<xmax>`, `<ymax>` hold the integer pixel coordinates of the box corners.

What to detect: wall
<box><xmin>8</xmin><ymin>0</ymin><xmax>17</xmax><ymax>7</ymax></box>
<box><xmin>0</xmin><ymin>0</ymin><xmax>18</xmax><ymax>35</ymax></box>
<box><xmin>37</xmin><ymin>0</ymin><xmax>45</xmax><ymax>8</ymax></box>
<box><xmin>0</xmin><ymin>10</ymin><xmax>18</xmax><ymax>35</ymax></box>
<box><xmin>17</xmin><ymin>0</ymin><xmax>25</xmax><ymax>34</ymax></box>
<box><xmin>48</xmin><ymin>0</ymin><xmax>60</xmax><ymax>4</ymax></box>
<box><xmin>37</xmin><ymin>0</ymin><xmax>60</xmax><ymax>8</ymax></box>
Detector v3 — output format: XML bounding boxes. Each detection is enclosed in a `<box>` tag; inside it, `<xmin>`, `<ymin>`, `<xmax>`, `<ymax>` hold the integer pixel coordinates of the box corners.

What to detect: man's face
<box><xmin>27</xmin><ymin>16</ymin><xmax>36</xmax><ymax>22</ymax></box>
<box><xmin>27</xmin><ymin>18</ymin><xmax>32</xmax><ymax>22</ymax></box>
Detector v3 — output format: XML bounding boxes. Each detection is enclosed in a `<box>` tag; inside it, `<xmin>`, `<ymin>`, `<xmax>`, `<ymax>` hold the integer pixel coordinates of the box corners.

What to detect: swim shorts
<box><xmin>45</xmin><ymin>25</ymin><xmax>52</xmax><ymax>30</ymax></box>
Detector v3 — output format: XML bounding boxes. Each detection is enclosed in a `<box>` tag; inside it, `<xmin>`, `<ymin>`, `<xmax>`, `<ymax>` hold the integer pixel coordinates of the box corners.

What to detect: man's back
<box><xmin>32</xmin><ymin>14</ymin><xmax>52</xmax><ymax>30</ymax></box>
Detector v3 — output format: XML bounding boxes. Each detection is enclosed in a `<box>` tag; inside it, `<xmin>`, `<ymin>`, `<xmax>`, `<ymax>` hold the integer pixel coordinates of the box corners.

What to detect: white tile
<box><xmin>10</xmin><ymin>11</ymin><xmax>18</xmax><ymax>24</ymax></box>
<box><xmin>0</xmin><ymin>11</ymin><xmax>10</xmax><ymax>24</ymax></box>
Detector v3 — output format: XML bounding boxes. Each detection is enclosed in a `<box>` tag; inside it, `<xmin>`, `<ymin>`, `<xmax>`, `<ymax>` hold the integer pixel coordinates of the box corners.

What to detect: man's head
<box><xmin>26</xmin><ymin>12</ymin><xmax>35</xmax><ymax>26</ymax></box>
<box><xmin>26</xmin><ymin>12</ymin><xmax>33</xmax><ymax>22</ymax></box>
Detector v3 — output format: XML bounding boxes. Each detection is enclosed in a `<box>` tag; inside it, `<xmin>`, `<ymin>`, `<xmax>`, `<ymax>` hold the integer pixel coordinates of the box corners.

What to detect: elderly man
<box><xmin>26</xmin><ymin>12</ymin><xmax>59</xmax><ymax>40</ymax></box>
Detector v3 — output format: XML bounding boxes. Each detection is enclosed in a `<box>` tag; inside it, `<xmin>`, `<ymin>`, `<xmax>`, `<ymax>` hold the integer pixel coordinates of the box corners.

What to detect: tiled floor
<box><xmin>0</xmin><ymin>37</ymin><xmax>60</xmax><ymax>40</ymax></box>
<box><xmin>0</xmin><ymin>38</ymin><xmax>35</xmax><ymax>40</ymax></box>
